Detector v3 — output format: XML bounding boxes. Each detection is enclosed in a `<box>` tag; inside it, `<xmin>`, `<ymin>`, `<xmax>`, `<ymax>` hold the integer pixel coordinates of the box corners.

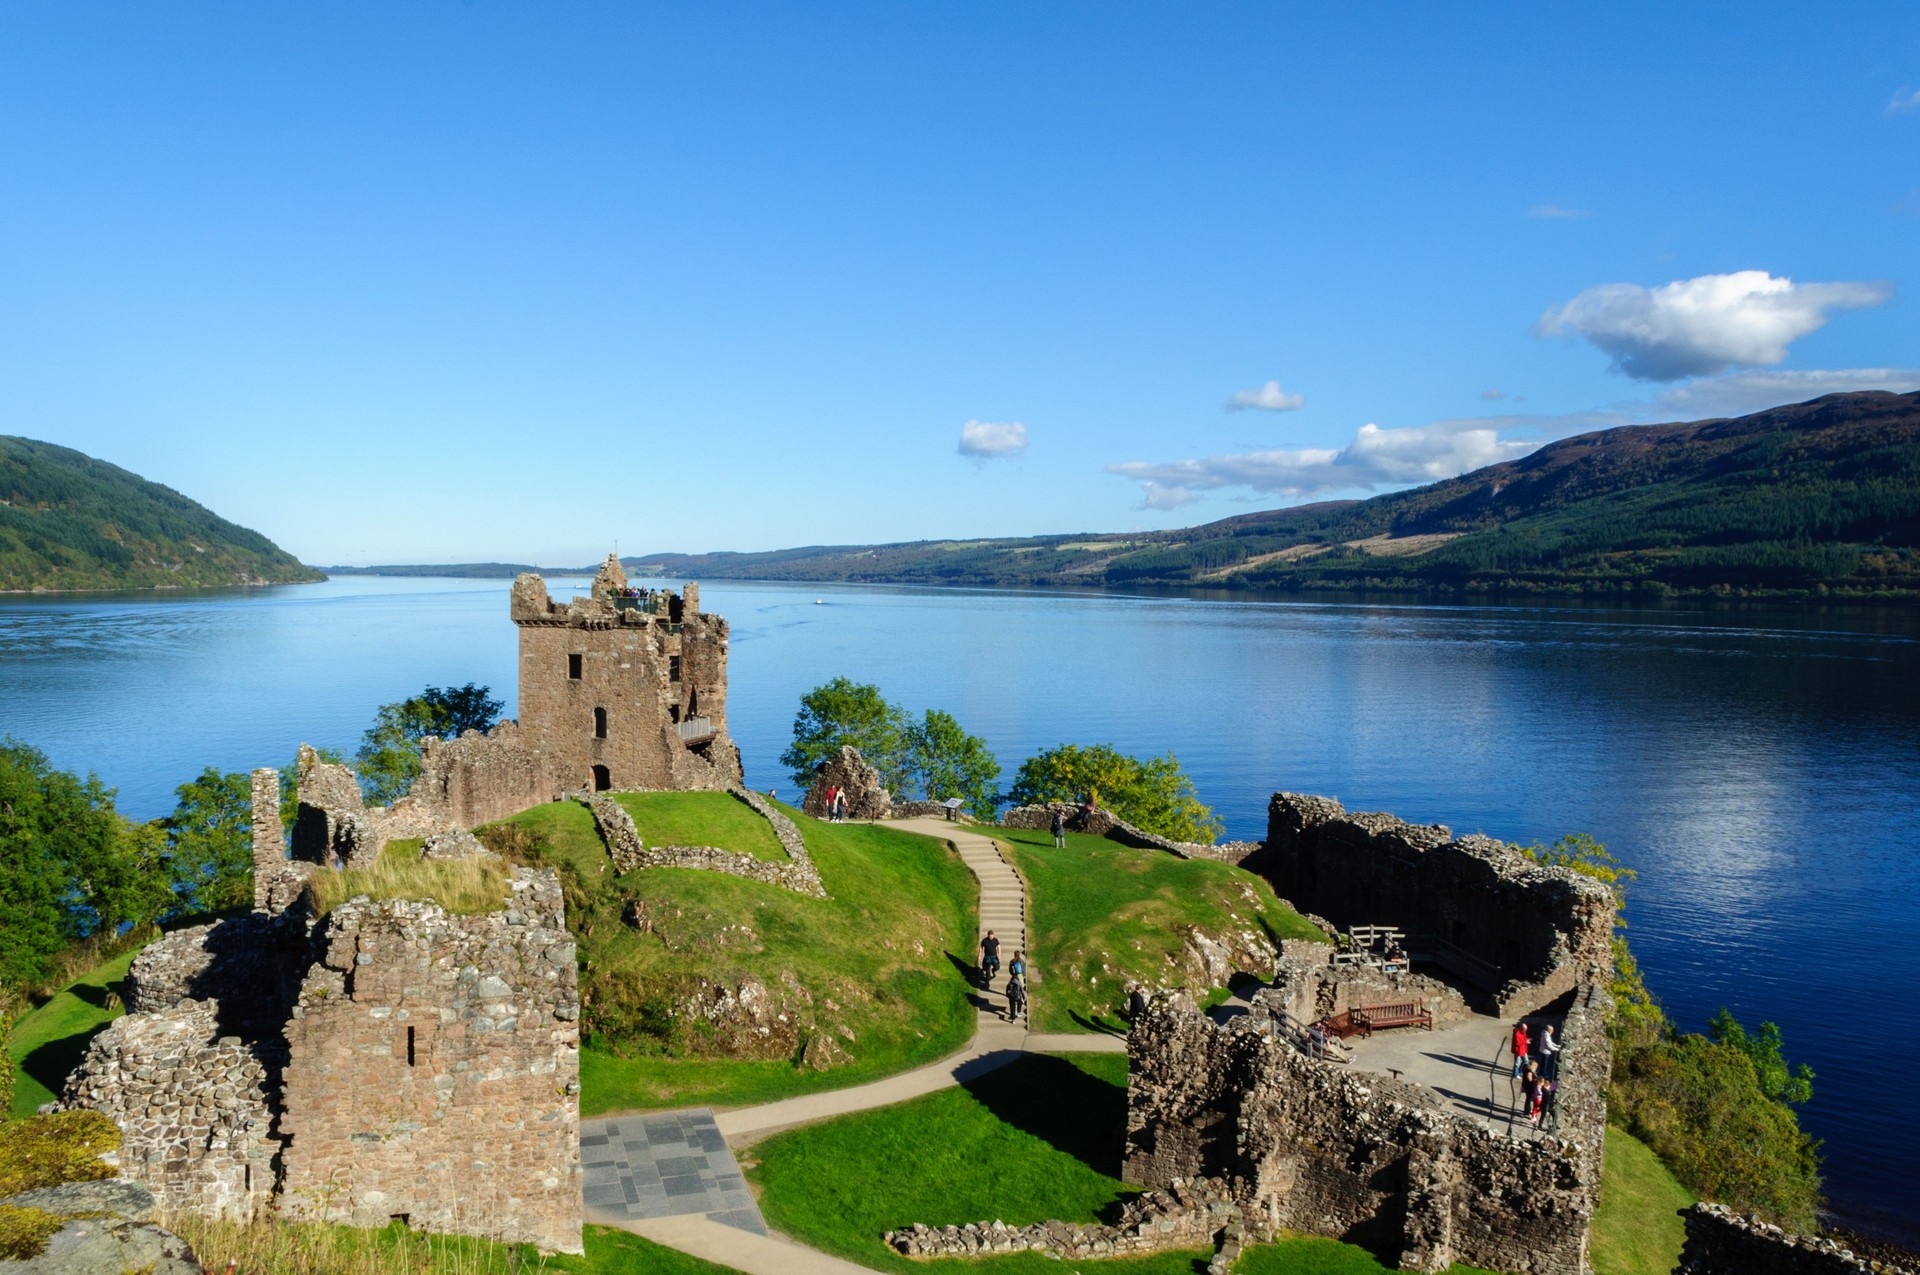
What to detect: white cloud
<box><xmin>1105</xmin><ymin>416</ymin><xmax>1587</xmax><ymax>508</ymax></box>
<box><xmin>957</xmin><ymin>419</ymin><xmax>1028</xmax><ymax>459</ymax></box>
<box><xmin>1527</xmin><ymin>204</ymin><xmax>1592</xmax><ymax>219</ymax></box>
<box><xmin>1225</xmin><ymin>380</ymin><xmax>1306</xmax><ymax>411</ymax></box>
<box><xmin>1654</xmin><ymin>367</ymin><xmax>1920</xmax><ymax>418</ymax></box>
<box><xmin>1480</xmin><ymin>388</ymin><xmax>1507</xmax><ymax>401</ymax></box>
<box><xmin>1886</xmin><ymin>88</ymin><xmax>1920</xmax><ymax>115</ymax></box>
<box><xmin>1536</xmin><ymin>270</ymin><xmax>1893</xmax><ymax>381</ymax></box>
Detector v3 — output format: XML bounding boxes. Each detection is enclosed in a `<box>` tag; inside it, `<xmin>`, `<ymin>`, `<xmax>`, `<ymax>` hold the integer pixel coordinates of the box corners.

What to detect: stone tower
<box><xmin>509</xmin><ymin>554</ymin><xmax>742</xmax><ymax>792</ymax></box>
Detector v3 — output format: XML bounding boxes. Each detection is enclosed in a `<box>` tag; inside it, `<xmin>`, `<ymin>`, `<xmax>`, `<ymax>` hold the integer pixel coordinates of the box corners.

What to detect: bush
<box><xmin>1006</xmin><ymin>743</ymin><xmax>1220</xmax><ymax>843</ymax></box>
<box><xmin>0</xmin><ymin>1110</ymin><xmax>120</xmax><ymax>1197</ymax></box>
<box><xmin>0</xmin><ymin>1204</ymin><xmax>62</xmax><ymax>1261</ymax></box>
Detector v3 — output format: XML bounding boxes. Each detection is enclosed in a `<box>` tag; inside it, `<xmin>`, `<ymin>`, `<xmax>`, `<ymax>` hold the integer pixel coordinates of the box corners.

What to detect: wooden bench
<box><xmin>1320</xmin><ymin>1009</ymin><xmax>1370</xmax><ymax>1041</ymax></box>
<box><xmin>1352</xmin><ymin>1000</ymin><xmax>1433</xmax><ymax>1033</ymax></box>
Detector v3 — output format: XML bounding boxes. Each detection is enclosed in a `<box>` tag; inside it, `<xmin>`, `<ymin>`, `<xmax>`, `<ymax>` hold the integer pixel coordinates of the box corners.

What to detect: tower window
<box><xmin>669</xmin><ymin>655</ymin><xmax>681</xmax><ymax>682</ymax></box>
<box><xmin>568</xmin><ymin>653</ymin><xmax>583</xmax><ymax>679</ymax></box>
<box><xmin>406</xmin><ymin>1026</ymin><xmax>417</xmax><ymax>1066</ymax></box>
<box><xmin>594</xmin><ymin>707</ymin><xmax>608</xmax><ymax>738</ymax></box>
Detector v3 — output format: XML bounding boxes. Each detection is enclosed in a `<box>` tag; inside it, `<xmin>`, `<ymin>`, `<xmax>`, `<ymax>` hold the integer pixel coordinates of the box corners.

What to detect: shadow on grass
<box><xmin>1068</xmin><ymin>1009</ymin><xmax>1128</xmax><ymax>1036</ymax></box>
<box><xmin>21</xmin><ymin>1022</ymin><xmax>114</xmax><ymax>1104</ymax></box>
<box><xmin>67</xmin><ymin>979</ymin><xmax>121</xmax><ymax>1010</ymax></box>
<box><xmin>944</xmin><ymin>951</ymin><xmax>996</xmax><ymax>1015</ymax></box>
<box><xmin>960</xmin><ymin>1053</ymin><xmax>1129</xmax><ymax>1178</ymax></box>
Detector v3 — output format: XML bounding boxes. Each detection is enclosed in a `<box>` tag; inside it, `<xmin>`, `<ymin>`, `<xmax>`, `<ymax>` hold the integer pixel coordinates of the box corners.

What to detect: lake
<box><xmin>3</xmin><ymin>574</ymin><xmax>1916</xmax><ymax>1242</ymax></box>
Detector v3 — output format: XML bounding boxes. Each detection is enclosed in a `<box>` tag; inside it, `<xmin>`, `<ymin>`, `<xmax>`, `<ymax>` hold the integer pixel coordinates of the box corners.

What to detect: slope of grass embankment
<box><xmin>992</xmin><ymin>826</ymin><xmax>1328</xmax><ymax>1033</ymax></box>
<box><xmin>489</xmin><ymin>793</ymin><xmax>978</xmax><ymax>1113</ymax></box>
<box><xmin>7</xmin><ymin>950</ymin><xmax>135</xmax><ymax>1118</ymax></box>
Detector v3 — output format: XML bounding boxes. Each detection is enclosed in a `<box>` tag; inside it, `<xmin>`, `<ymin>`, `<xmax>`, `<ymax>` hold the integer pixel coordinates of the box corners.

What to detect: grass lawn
<box><xmin>8</xmin><ymin>950</ymin><xmax>135</xmax><ymax>1117</ymax></box>
<box><xmin>991</xmin><ymin>827</ymin><xmax>1327</xmax><ymax>1033</ymax></box>
<box><xmin>613</xmin><ymin>791</ymin><xmax>787</xmax><ymax>862</ymax></box>
<box><xmin>170</xmin><ymin>1216</ymin><xmax>742</xmax><ymax>1274</ymax></box>
<box><xmin>1590</xmin><ymin>1125</ymin><xmax>1694</xmax><ymax>1275</ymax></box>
<box><xmin>492</xmin><ymin>800</ymin><xmax>978</xmax><ymax>1114</ymax></box>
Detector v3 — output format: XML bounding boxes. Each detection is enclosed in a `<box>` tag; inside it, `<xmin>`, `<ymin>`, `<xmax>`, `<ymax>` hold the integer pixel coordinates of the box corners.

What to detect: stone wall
<box><xmin>277</xmin><ymin>869</ymin><xmax>582</xmax><ymax>1253</ymax></box>
<box><xmin>288</xmin><ymin>746</ymin><xmax>453</xmax><ymax>870</ymax></box>
<box><xmin>251</xmin><ymin>767</ymin><xmax>315</xmax><ymax>915</ymax></box>
<box><xmin>1677</xmin><ymin>1204</ymin><xmax>1914</xmax><ymax>1275</ymax></box>
<box><xmin>413</xmin><ymin>721</ymin><xmax>562</xmax><ymax>830</ymax></box>
<box><xmin>512</xmin><ymin>560</ymin><xmax>742</xmax><ymax>795</ymax></box>
<box><xmin>886</xmin><ymin>1177</ymin><xmax>1242</xmax><ymax>1263</ymax></box>
<box><xmin>802</xmin><ymin>746</ymin><xmax>892</xmax><ymax>820</ymax></box>
<box><xmin>59</xmin><ymin>1003</ymin><xmax>278</xmax><ymax>1223</ymax></box>
<box><xmin>1264</xmin><ymin>951</ymin><xmax>1472</xmax><ymax>1030</ymax></box>
<box><xmin>1121</xmin><ymin>986</ymin><xmax>1612</xmax><ymax>1275</ymax></box>
<box><xmin>578</xmin><ymin>788</ymin><xmax>826</xmax><ymax>898</ymax></box>
<box><xmin>998</xmin><ymin>802</ymin><xmax>1260</xmax><ymax>864</ymax></box>
<box><xmin>1261</xmin><ymin>793</ymin><xmax>1614</xmax><ymax>1014</ymax></box>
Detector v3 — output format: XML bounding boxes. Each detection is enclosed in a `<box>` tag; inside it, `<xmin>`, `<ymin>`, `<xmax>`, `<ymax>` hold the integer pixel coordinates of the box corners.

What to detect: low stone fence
<box><xmin>997</xmin><ymin>802</ymin><xmax>1259</xmax><ymax>864</ymax></box>
<box><xmin>1678</xmin><ymin>1204</ymin><xmax>1914</xmax><ymax>1274</ymax></box>
<box><xmin>577</xmin><ymin>787</ymin><xmax>827</xmax><ymax>898</ymax></box>
<box><xmin>885</xmin><ymin>1177</ymin><xmax>1241</xmax><ymax>1262</ymax></box>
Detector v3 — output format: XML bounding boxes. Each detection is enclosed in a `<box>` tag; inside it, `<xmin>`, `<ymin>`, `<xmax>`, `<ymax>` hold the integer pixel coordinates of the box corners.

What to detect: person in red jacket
<box><xmin>1511</xmin><ymin>1021</ymin><xmax>1531</xmax><ymax>1079</ymax></box>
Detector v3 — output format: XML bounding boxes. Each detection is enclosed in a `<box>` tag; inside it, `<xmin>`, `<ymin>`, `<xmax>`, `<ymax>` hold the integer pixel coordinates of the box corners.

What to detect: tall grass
<box><xmin>307</xmin><ymin>841</ymin><xmax>512</xmax><ymax>917</ymax></box>
<box><xmin>166</xmin><ymin>1215</ymin><xmax>548</xmax><ymax>1275</ymax></box>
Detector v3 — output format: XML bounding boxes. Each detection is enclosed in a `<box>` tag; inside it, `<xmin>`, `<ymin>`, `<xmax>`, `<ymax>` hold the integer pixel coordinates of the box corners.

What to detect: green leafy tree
<box><xmin>1006</xmin><ymin>743</ymin><xmax>1221</xmax><ymax>844</ymax></box>
<box><xmin>1520</xmin><ymin>832</ymin><xmax>1662</xmax><ymax>1045</ymax></box>
<box><xmin>161</xmin><ymin>768</ymin><xmax>254</xmax><ymax>916</ymax></box>
<box><xmin>355</xmin><ymin>683</ymin><xmax>502</xmax><ymax>806</ymax></box>
<box><xmin>1706</xmin><ymin>1008</ymin><xmax>1815</xmax><ymax>1106</ymax></box>
<box><xmin>780</xmin><ymin>678</ymin><xmax>911</xmax><ymax>793</ymax></box>
<box><xmin>0</xmin><ymin>739</ymin><xmax>169</xmax><ymax>989</ymax></box>
<box><xmin>905</xmin><ymin>710</ymin><xmax>1001</xmax><ymax>819</ymax></box>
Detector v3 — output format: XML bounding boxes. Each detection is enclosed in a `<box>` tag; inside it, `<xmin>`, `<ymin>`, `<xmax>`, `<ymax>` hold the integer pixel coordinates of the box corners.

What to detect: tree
<box><xmin>905</xmin><ymin>710</ymin><xmax>1001</xmax><ymax>819</ymax></box>
<box><xmin>0</xmin><ymin>739</ymin><xmax>170</xmax><ymax>989</ymax></box>
<box><xmin>162</xmin><ymin>768</ymin><xmax>254</xmax><ymax>916</ymax></box>
<box><xmin>1006</xmin><ymin>743</ymin><xmax>1222</xmax><ymax>844</ymax></box>
<box><xmin>779</xmin><ymin>678</ymin><xmax>910</xmax><ymax>793</ymax></box>
<box><xmin>1706</xmin><ymin>1008</ymin><xmax>1815</xmax><ymax>1106</ymax></box>
<box><xmin>1520</xmin><ymin>833</ymin><xmax>1662</xmax><ymax>1045</ymax></box>
<box><xmin>354</xmin><ymin>683</ymin><xmax>502</xmax><ymax>806</ymax></box>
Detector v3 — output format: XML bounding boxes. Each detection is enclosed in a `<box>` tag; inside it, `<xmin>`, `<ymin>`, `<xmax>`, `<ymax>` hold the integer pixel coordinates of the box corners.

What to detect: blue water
<box><xmin>3</xmin><ymin>575</ymin><xmax>1917</xmax><ymax>1240</ymax></box>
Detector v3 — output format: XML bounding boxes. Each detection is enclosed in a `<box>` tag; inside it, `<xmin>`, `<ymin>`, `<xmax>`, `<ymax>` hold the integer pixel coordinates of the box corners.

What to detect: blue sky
<box><xmin>3</xmin><ymin>3</ymin><xmax>1917</xmax><ymax>564</ymax></box>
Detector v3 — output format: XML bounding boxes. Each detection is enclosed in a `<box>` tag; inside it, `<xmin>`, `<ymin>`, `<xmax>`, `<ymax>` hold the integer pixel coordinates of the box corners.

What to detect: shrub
<box><xmin>0</xmin><ymin>1110</ymin><xmax>121</xmax><ymax>1196</ymax></box>
<box><xmin>1007</xmin><ymin>742</ymin><xmax>1221</xmax><ymax>843</ymax></box>
<box><xmin>0</xmin><ymin>1204</ymin><xmax>62</xmax><ymax>1261</ymax></box>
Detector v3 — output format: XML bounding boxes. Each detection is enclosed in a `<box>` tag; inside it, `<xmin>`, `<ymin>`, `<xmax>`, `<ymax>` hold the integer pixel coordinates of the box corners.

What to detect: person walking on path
<box><xmin>1050</xmin><ymin>808</ymin><xmax>1066</xmax><ymax>849</ymax></box>
<box><xmin>1009</xmin><ymin>949</ymin><xmax>1027</xmax><ymax>986</ymax></box>
<box><xmin>979</xmin><ymin>930</ymin><xmax>1001</xmax><ymax>985</ymax></box>
<box><xmin>1511</xmin><ymin>1021</ymin><xmax>1531</xmax><ymax>1079</ymax></box>
<box><xmin>1005</xmin><ymin>972</ymin><xmax>1027</xmax><ymax>1023</ymax></box>
<box><xmin>832</xmin><ymin>789</ymin><xmax>847</xmax><ymax>822</ymax></box>
<box><xmin>1539</xmin><ymin>1023</ymin><xmax>1561</xmax><ymax>1080</ymax></box>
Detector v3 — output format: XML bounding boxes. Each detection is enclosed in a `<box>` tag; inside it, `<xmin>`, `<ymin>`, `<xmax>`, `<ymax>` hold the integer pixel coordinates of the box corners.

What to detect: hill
<box><xmin>0</xmin><ymin>436</ymin><xmax>322</xmax><ymax>592</ymax></box>
<box><xmin>617</xmin><ymin>391</ymin><xmax>1920</xmax><ymax>599</ymax></box>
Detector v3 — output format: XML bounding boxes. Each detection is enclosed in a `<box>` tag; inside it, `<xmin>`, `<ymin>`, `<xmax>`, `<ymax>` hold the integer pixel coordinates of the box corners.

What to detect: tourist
<box><xmin>1051</xmin><ymin>807</ymin><xmax>1066</xmax><ymax>848</ymax></box>
<box><xmin>1539</xmin><ymin>1023</ymin><xmax>1561</xmax><ymax>1079</ymax></box>
<box><xmin>1384</xmin><ymin>942</ymin><xmax>1407</xmax><ymax>973</ymax></box>
<box><xmin>980</xmin><ymin>929</ymin><xmax>1001</xmax><ymax>984</ymax></box>
<box><xmin>824</xmin><ymin>783</ymin><xmax>839</xmax><ymax>821</ymax></box>
<box><xmin>1006</xmin><ymin>973</ymin><xmax>1027</xmax><ymax>1022</ymax></box>
<box><xmin>1532</xmin><ymin>1074</ymin><xmax>1555</xmax><ymax>1125</ymax></box>
<box><xmin>1009</xmin><ymin>949</ymin><xmax>1027</xmax><ymax>982</ymax></box>
<box><xmin>1309</xmin><ymin>1017</ymin><xmax>1330</xmax><ymax>1060</ymax></box>
<box><xmin>1511</xmin><ymin>1020</ymin><xmax>1531</xmax><ymax>1079</ymax></box>
<box><xmin>834</xmin><ymin>788</ymin><xmax>847</xmax><ymax>822</ymax></box>
<box><xmin>1126</xmin><ymin>983</ymin><xmax>1149</xmax><ymax>1023</ymax></box>
<box><xmin>1520</xmin><ymin>1062</ymin><xmax>1541</xmax><ymax>1122</ymax></box>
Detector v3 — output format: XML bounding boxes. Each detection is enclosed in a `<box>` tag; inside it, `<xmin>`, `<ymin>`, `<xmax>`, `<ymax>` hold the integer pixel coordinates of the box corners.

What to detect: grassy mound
<box><xmin>1591</xmin><ymin>1125</ymin><xmax>1694</xmax><ymax>1275</ymax></box>
<box><xmin>614</xmin><ymin>791</ymin><xmax>788</xmax><ymax>861</ymax></box>
<box><xmin>992</xmin><ymin>827</ymin><xmax>1327</xmax><ymax>1033</ymax></box>
<box><xmin>7</xmin><ymin>951</ymin><xmax>135</xmax><ymax>1117</ymax></box>
<box><xmin>170</xmin><ymin>1217</ymin><xmax>743</xmax><ymax>1274</ymax></box>
<box><xmin>306</xmin><ymin>839</ymin><xmax>513</xmax><ymax>916</ymax></box>
<box><xmin>749</xmin><ymin>1051</ymin><xmax>1491</xmax><ymax>1275</ymax></box>
<box><xmin>488</xmin><ymin>799</ymin><xmax>976</xmax><ymax>1113</ymax></box>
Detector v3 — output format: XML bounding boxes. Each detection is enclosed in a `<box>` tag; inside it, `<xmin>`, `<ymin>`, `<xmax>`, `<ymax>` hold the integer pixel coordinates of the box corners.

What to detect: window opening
<box><xmin>594</xmin><ymin>707</ymin><xmax>608</xmax><ymax>738</ymax></box>
<box><xmin>568</xmin><ymin>653</ymin><xmax>583</xmax><ymax>679</ymax></box>
<box><xmin>669</xmin><ymin>655</ymin><xmax>681</xmax><ymax>682</ymax></box>
<box><xmin>406</xmin><ymin>1026</ymin><xmax>416</xmax><ymax>1066</ymax></box>
<box><xmin>592</xmin><ymin>764</ymin><xmax>611</xmax><ymax>791</ymax></box>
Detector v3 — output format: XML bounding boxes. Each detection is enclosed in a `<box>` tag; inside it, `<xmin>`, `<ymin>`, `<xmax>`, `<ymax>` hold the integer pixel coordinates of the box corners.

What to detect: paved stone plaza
<box><xmin>579</xmin><ymin>1109</ymin><xmax>766</xmax><ymax>1235</ymax></box>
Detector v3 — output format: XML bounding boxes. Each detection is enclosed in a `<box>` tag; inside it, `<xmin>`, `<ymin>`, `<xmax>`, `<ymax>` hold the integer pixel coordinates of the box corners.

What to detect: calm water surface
<box><xmin>2</xmin><ymin>576</ymin><xmax>1916</xmax><ymax>1241</ymax></box>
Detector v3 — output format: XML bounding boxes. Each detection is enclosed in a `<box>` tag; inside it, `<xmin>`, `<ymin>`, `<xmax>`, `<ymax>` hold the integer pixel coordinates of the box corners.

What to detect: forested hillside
<box><xmin>0</xmin><ymin>436</ymin><xmax>321</xmax><ymax>591</ymax></box>
<box><xmin>625</xmin><ymin>391</ymin><xmax>1920</xmax><ymax>599</ymax></box>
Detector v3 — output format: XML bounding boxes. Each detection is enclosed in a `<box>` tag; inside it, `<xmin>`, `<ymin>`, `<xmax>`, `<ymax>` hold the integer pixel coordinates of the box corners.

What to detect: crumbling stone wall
<box><xmin>802</xmin><ymin>746</ymin><xmax>892</xmax><ymax>820</ymax></box>
<box><xmin>1264</xmin><ymin>951</ymin><xmax>1472</xmax><ymax>1030</ymax></box>
<box><xmin>1262</xmin><ymin>793</ymin><xmax>1614</xmax><ymax>1014</ymax></box>
<box><xmin>1677</xmin><ymin>1204</ymin><xmax>1914</xmax><ymax>1275</ymax></box>
<box><xmin>251</xmin><ymin>767</ymin><xmax>314</xmax><ymax>914</ymax></box>
<box><xmin>59</xmin><ymin>1003</ymin><xmax>278</xmax><ymax>1223</ymax></box>
<box><xmin>1122</xmin><ymin>987</ymin><xmax>1612</xmax><ymax>1275</ymax></box>
<box><xmin>998</xmin><ymin>802</ymin><xmax>1260</xmax><ymax>864</ymax></box>
<box><xmin>288</xmin><ymin>746</ymin><xmax>450</xmax><ymax>870</ymax></box>
<box><xmin>886</xmin><ymin>1177</ymin><xmax>1242</xmax><ymax>1262</ymax></box>
<box><xmin>277</xmin><ymin>870</ymin><xmax>582</xmax><ymax>1254</ymax></box>
<box><xmin>578</xmin><ymin>788</ymin><xmax>826</xmax><ymax>897</ymax></box>
<box><xmin>413</xmin><ymin>721</ymin><xmax>562</xmax><ymax>830</ymax></box>
<box><xmin>512</xmin><ymin>559</ymin><xmax>742</xmax><ymax>794</ymax></box>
